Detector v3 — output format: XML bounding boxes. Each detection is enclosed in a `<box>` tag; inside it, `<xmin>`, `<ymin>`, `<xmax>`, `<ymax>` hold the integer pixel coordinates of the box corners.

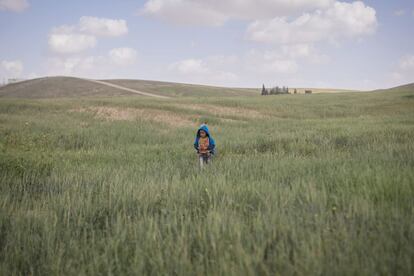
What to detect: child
<box><xmin>194</xmin><ymin>123</ymin><xmax>215</xmax><ymax>166</ymax></box>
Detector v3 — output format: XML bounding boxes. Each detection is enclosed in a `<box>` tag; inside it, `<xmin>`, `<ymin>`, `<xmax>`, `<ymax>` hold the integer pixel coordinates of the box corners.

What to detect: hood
<box><xmin>197</xmin><ymin>124</ymin><xmax>210</xmax><ymax>138</ymax></box>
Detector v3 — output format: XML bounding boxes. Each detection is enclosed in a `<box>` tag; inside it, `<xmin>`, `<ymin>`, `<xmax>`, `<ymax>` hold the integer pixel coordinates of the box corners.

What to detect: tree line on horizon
<box><xmin>261</xmin><ymin>84</ymin><xmax>313</xmax><ymax>95</ymax></box>
<box><xmin>261</xmin><ymin>84</ymin><xmax>296</xmax><ymax>95</ymax></box>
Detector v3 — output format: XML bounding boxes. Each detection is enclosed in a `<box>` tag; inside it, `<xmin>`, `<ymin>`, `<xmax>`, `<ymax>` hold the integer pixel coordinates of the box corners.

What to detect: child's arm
<box><xmin>208</xmin><ymin>138</ymin><xmax>216</xmax><ymax>154</ymax></box>
<box><xmin>194</xmin><ymin>138</ymin><xmax>199</xmax><ymax>152</ymax></box>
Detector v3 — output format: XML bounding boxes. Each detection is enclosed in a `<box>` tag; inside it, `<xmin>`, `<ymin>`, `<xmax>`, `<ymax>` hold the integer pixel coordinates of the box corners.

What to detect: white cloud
<box><xmin>393</xmin><ymin>10</ymin><xmax>405</xmax><ymax>16</ymax></box>
<box><xmin>280</xmin><ymin>44</ymin><xmax>329</xmax><ymax>64</ymax></box>
<box><xmin>109</xmin><ymin>47</ymin><xmax>137</xmax><ymax>66</ymax></box>
<box><xmin>1</xmin><ymin>60</ymin><xmax>23</xmax><ymax>76</ymax></box>
<box><xmin>385</xmin><ymin>71</ymin><xmax>407</xmax><ymax>89</ymax></box>
<box><xmin>166</xmin><ymin>47</ymin><xmax>329</xmax><ymax>87</ymax></box>
<box><xmin>245</xmin><ymin>50</ymin><xmax>298</xmax><ymax>74</ymax></box>
<box><xmin>266</xmin><ymin>59</ymin><xmax>298</xmax><ymax>74</ymax></box>
<box><xmin>0</xmin><ymin>0</ymin><xmax>29</xmax><ymax>12</ymax></box>
<box><xmin>142</xmin><ymin>1</ymin><xmax>228</xmax><ymax>26</ymax></box>
<box><xmin>243</xmin><ymin>44</ymin><xmax>329</xmax><ymax>76</ymax></box>
<box><xmin>140</xmin><ymin>0</ymin><xmax>377</xmax><ymax>89</ymax></box>
<box><xmin>168</xmin><ymin>57</ymin><xmax>239</xmax><ymax>85</ymax></box>
<box><xmin>141</xmin><ymin>0</ymin><xmax>334</xmax><ymax>26</ymax></box>
<box><xmin>48</xmin><ymin>16</ymin><xmax>129</xmax><ymax>54</ymax></box>
<box><xmin>169</xmin><ymin>59</ymin><xmax>209</xmax><ymax>74</ymax></box>
<box><xmin>79</xmin><ymin>16</ymin><xmax>128</xmax><ymax>37</ymax></box>
<box><xmin>281</xmin><ymin>44</ymin><xmax>313</xmax><ymax>59</ymax></box>
<box><xmin>48</xmin><ymin>33</ymin><xmax>96</xmax><ymax>54</ymax></box>
<box><xmin>47</xmin><ymin>56</ymin><xmax>103</xmax><ymax>76</ymax></box>
<box><xmin>26</xmin><ymin>72</ymin><xmax>40</xmax><ymax>79</ymax></box>
<box><xmin>247</xmin><ymin>1</ymin><xmax>377</xmax><ymax>45</ymax></box>
<box><xmin>51</xmin><ymin>17</ymin><xmax>129</xmax><ymax>38</ymax></box>
<box><xmin>46</xmin><ymin>17</ymin><xmax>135</xmax><ymax>78</ymax></box>
<box><xmin>47</xmin><ymin>48</ymin><xmax>139</xmax><ymax>78</ymax></box>
<box><xmin>399</xmin><ymin>55</ymin><xmax>414</xmax><ymax>70</ymax></box>
<box><xmin>390</xmin><ymin>72</ymin><xmax>404</xmax><ymax>82</ymax></box>
<box><xmin>386</xmin><ymin>55</ymin><xmax>414</xmax><ymax>87</ymax></box>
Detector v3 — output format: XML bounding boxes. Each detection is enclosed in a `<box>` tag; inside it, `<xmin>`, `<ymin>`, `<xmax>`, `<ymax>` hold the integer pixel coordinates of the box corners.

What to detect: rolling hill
<box><xmin>374</xmin><ymin>83</ymin><xmax>414</xmax><ymax>93</ymax></box>
<box><xmin>0</xmin><ymin>77</ymin><xmax>139</xmax><ymax>99</ymax></box>
<box><xmin>0</xmin><ymin>76</ymin><xmax>259</xmax><ymax>99</ymax></box>
<box><xmin>103</xmin><ymin>79</ymin><xmax>259</xmax><ymax>97</ymax></box>
<box><xmin>1</xmin><ymin>76</ymin><xmax>412</xmax><ymax>99</ymax></box>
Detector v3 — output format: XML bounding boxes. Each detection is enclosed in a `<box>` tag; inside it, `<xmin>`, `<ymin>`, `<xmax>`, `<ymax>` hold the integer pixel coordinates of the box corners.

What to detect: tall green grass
<box><xmin>0</xmin><ymin>90</ymin><xmax>413</xmax><ymax>275</ymax></box>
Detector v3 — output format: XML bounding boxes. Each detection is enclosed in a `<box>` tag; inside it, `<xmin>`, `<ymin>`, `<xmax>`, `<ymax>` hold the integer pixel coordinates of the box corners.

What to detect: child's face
<box><xmin>199</xmin><ymin>130</ymin><xmax>207</xmax><ymax>138</ymax></box>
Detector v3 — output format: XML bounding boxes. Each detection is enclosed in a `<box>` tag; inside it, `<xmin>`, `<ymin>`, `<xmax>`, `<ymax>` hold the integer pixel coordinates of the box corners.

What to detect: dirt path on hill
<box><xmin>84</xmin><ymin>79</ymin><xmax>170</xmax><ymax>99</ymax></box>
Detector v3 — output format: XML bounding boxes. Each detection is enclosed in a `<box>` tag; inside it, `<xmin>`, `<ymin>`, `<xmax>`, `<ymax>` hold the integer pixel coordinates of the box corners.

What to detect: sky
<box><xmin>0</xmin><ymin>0</ymin><xmax>413</xmax><ymax>90</ymax></box>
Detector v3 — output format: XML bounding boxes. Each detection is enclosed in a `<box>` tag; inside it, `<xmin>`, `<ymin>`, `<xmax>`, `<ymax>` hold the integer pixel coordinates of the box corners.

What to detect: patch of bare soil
<box><xmin>176</xmin><ymin>104</ymin><xmax>265</xmax><ymax>119</ymax></box>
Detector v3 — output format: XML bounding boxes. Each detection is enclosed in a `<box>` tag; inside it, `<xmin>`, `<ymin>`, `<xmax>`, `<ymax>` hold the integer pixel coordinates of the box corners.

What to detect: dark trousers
<box><xmin>198</xmin><ymin>153</ymin><xmax>211</xmax><ymax>168</ymax></box>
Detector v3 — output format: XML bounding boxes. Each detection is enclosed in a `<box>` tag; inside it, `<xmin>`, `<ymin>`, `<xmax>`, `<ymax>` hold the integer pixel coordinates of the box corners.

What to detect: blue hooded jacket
<box><xmin>194</xmin><ymin>124</ymin><xmax>216</xmax><ymax>154</ymax></box>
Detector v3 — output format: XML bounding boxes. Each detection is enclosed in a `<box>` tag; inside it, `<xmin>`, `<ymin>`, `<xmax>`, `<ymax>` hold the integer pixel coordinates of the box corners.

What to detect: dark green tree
<box><xmin>261</xmin><ymin>84</ymin><xmax>268</xmax><ymax>95</ymax></box>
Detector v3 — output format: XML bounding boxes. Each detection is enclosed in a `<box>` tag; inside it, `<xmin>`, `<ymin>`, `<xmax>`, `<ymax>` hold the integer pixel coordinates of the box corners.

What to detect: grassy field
<box><xmin>0</xmin><ymin>86</ymin><xmax>413</xmax><ymax>275</ymax></box>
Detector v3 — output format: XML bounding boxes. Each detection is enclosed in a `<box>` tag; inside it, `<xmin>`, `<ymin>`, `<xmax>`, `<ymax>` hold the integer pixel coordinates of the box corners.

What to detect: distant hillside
<box><xmin>0</xmin><ymin>77</ymin><xmax>259</xmax><ymax>99</ymax></box>
<box><xmin>104</xmin><ymin>79</ymin><xmax>259</xmax><ymax>97</ymax></box>
<box><xmin>374</xmin><ymin>83</ymin><xmax>414</xmax><ymax>93</ymax></box>
<box><xmin>106</xmin><ymin>80</ymin><xmax>358</xmax><ymax>96</ymax></box>
<box><xmin>2</xmin><ymin>76</ymin><xmax>411</xmax><ymax>99</ymax></box>
<box><xmin>0</xmin><ymin>77</ymin><xmax>138</xmax><ymax>99</ymax></box>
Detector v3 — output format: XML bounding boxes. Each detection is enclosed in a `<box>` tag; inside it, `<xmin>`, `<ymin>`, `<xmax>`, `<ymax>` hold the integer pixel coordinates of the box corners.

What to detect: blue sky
<box><xmin>0</xmin><ymin>0</ymin><xmax>413</xmax><ymax>89</ymax></box>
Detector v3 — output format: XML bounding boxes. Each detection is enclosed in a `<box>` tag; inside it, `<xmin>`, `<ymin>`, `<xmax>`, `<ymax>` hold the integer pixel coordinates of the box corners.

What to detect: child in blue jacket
<box><xmin>194</xmin><ymin>123</ymin><xmax>215</xmax><ymax>165</ymax></box>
